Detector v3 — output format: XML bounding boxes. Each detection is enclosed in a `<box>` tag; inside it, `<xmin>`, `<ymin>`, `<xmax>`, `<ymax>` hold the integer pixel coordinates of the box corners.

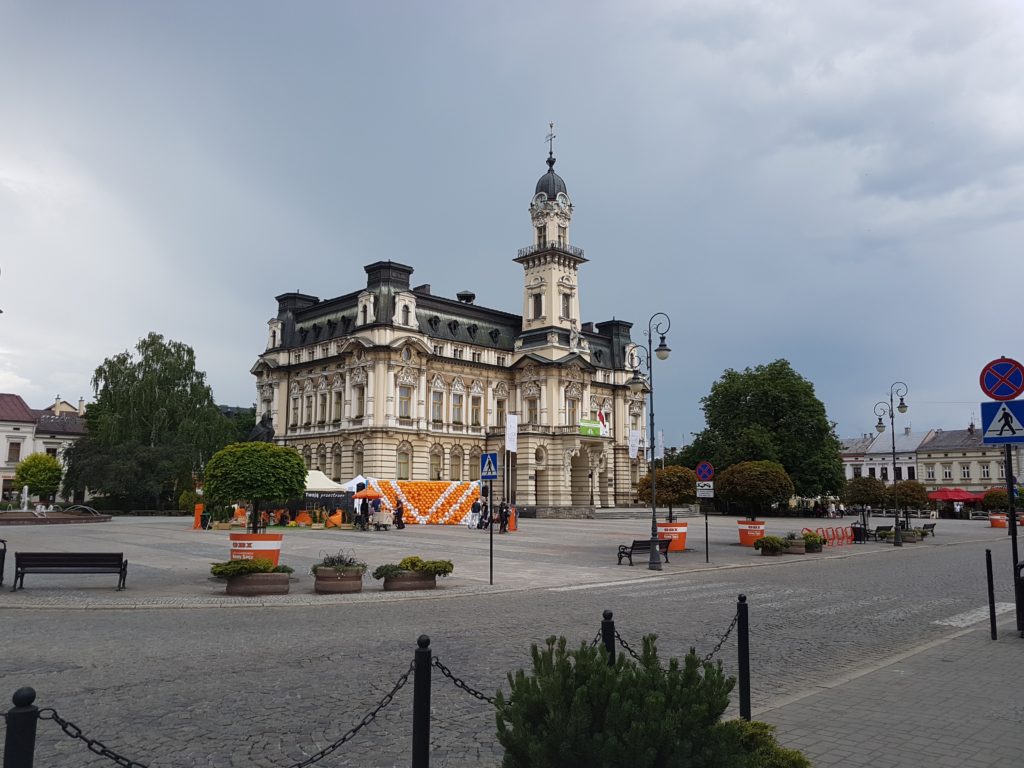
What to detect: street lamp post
<box><xmin>874</xmin><ymin>382</ymin><xmax>909</xmax><ymax>547</ymax></box>
<box><xmin>628</xmin><ymin>313</ymin><xmax>672</xmax><ymax>571</ymax></box>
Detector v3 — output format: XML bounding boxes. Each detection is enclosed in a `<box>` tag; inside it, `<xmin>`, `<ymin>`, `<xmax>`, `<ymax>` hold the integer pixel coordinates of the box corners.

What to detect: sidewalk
<box><xmin>761</xmin><ymin>619</ymin><xmax>1024</xmax><ymax>767</ymax></box>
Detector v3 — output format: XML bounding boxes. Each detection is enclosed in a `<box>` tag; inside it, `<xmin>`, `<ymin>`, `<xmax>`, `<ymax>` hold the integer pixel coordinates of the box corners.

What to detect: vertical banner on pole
<box><xmin>655</xmin><ymin>430</ymin><xmax>664</xmax><ymax>461</ymax></box>
<box><xmin>628</xmin><ymin>430</ymin><xmax>640</xmax><ymax>460</ymax></box>
<box><xmin>505</xmin><ymin>414</ymin><xmax>518</xmax><ymax>454</ymax></box>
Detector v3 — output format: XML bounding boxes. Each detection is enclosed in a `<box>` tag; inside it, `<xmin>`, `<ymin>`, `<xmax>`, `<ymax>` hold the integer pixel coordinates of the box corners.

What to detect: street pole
<box><xmin>489</xmin><ymin>479</ymin><xmax>494</xmax><ymax>586</ymax></box>
<box><xmin>1005</xmin><ymin>444</ymin><xmax>1018</xmax><ymax>568</ymax></box>
<box><xmin>875</xmin><ymin>382</ymin><xmax>907</xmax><ymax>547</ymax></box>
<box><xmin>704</xmin><ymin>500</ymin><xmax>709</xmax><ymax>564</ymax></box>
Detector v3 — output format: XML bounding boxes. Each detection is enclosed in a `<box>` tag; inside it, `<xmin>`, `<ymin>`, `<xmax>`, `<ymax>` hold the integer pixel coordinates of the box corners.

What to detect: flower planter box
<box><xmin>382</xmin><ymin>571</ymin><xmax>437</xmax><ymax>591</ymax></box>
<box><xmin>225</xmin><ymin>573</ymin><xmax>290</xmax><ymax>596</ymax></box>
<box><xmin>782</xmin><ymin>541</ymin><xmax>806</xmax><ymax>554</ymax></box>
<box><xmin>311</xmin><ymin>523</ymin><xmax>326</xmax><ymax>530</ymax></box>
<box><xmin>759</xmin><ymin>549</ymin><xmax>781</xmax><ymax>556</ymax></box>
<box><xmin>313</xmin><ymin>568</ymin><xmax>363</xmax><ymax>594</ymax></box>
<box><xmin>805</xmin><ymin>544</ymin><xmax>823</xmax><ymax>553</ymax></box>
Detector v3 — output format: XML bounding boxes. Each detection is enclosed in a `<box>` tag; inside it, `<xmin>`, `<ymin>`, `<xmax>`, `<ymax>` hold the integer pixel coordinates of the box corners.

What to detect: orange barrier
<box><xmin>508</xmin><ymin>506</ymin><xmax>517</xmax><ymax>532</ymax></box>
<box><xmin>991</xmin><ymin>514</ymin><xmax>1008</xmax><ymax>528</ymax></box>
<box><xmin>843</xmin><ymin>527</ymin><xmax>855</xmax><ymax>545</ymax></box>
<box><xmin>192</xmin><ymin>503</ymin><xmax>204</xmax><ymax>530</ymax></box>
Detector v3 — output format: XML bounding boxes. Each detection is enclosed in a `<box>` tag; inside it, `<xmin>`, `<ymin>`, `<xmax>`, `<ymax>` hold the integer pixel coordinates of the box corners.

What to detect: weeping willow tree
<box><xmin>63</xmin><ymin>333</ymin><xmax>239</xmax><ymax>508</ymax></box>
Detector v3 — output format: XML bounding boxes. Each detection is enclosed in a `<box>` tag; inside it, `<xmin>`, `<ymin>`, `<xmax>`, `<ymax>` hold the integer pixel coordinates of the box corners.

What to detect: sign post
<box><xmin>696</xmin><ymin>462</ymin><xmax>714</xmax><ymax>563</ymax></box>
<box><xmin>481</xmin><ymin>453</ymin><xmax>499</xmax><ymax>586</ymax></box>
<box><xmin>979</xmin><ymin>356</ymin><xmax>1024</xmax><ymax>633</ymax></box>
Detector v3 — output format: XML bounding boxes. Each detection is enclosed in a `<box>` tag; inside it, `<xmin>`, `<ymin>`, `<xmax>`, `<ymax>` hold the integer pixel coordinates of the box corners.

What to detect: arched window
<box><xmin>353</xmin><ymin>442</ymin><xmax>364</xmax><ymax>476</ymax></box>
<box><xmin>317</xmin><ymin>445</ymin><xmax>327</xmax><ymax>472</ymax></box>
<box><xmin>303</xmin><ymin>446</ymin><xmax>312</xmax><ymax>470</ymax></box>
<box><xmin>429</xmin><ymin>446</ymin><xmax>444</xmax><ymax>481</ymax></box>
<box><xmin>469</xmin><ymin>447</ymin><xmax>482</xmax><ymax>481</ymax></box>
<box><xmin>450</xmin><ymin>447</ymin><xmax>463</xmax><ymax>481</ymax></box>
<box><xmin>397</xmin><ymin>442</ymin><xmax>412</xmax><ymax>480</ymax></box>
<box><xmin>402</xmin><ymin>305</ymin><xmax>411</xmax><ymax>325</ymax></box>
<box><xmin>332</xmin><ymin>444</ymin><xmax>343</xmax><ymax>481</ymax></box>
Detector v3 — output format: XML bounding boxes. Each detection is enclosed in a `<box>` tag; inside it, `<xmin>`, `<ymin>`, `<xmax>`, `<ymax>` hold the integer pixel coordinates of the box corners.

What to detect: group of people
<box><xmin>811</xmin><ymin>501</ymin><xmax>846</xmax><ymax>518</ymax></box>
<box><xmin>466</xmin><ymin>498</ymin><xmax>511</xmax><ymax>533</ymax></box>
<box><xmin>354</xmin><ymin>496</ymin><xmax>405</xmax><ymax>531</ymax></box>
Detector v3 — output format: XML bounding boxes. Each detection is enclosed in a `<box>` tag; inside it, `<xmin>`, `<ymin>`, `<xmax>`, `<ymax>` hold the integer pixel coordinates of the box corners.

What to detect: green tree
<box><xmin>637</xmin><ymin>465</ymin><xmax>698</xmax><ymax>514</ymax></box>
<box><xmin>982</xmin><ymin>488</ymin><xmax>1009</xmax><ymax>511</ymax></box>
<box><xmin>679</xmin><ymin>360</ymin><xmax>843</xmax><ymax>497</ymax></box>
<box><xmin>62</xmin><ymin>333</ymin><xmax>238</xmax><ymax>508</ymax></box>
<box><xmin>716</xmin><ymin>460</ymin><xmax>794</xmax><ymax>518</ymax></box>
<box><xmin>204</xmin><ymin>442</ymin><xmax>307</xmax><ymax>533</ymax></box>
<box><xmin>884</xmin><ymin>480</ymin><xmax>930</xmax><ymax>510</ymax></box>
<box><xmin>843</xmin><ymin>476</ymin><xmax>886</xmax><ymax>508</ymax></box>
<box><xmin>14</xmin><ymin>453</ymin><xmax>63</xmax><ymax>501</ymax></box>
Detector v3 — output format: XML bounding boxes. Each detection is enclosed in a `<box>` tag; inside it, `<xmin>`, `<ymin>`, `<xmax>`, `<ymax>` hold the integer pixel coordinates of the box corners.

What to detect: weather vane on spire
<box><xmin>546</xmin><ymin>122</ymin><xmax>556</xmax><ymax>156</ymax></box>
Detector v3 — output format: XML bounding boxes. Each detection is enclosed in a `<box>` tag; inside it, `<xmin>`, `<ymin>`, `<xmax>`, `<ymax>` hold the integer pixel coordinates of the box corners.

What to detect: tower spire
<box><xmin>546</xmin><ymin>121</ymin><xmax>556</xmax><ymax>169</ymax></box>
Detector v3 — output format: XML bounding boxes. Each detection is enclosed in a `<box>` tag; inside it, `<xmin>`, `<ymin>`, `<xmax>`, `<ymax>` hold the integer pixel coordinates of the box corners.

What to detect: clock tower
<box><xmin>514</xmin><ymin>143</ymin><xmax>589</xmax><ymax>361</ymax></box>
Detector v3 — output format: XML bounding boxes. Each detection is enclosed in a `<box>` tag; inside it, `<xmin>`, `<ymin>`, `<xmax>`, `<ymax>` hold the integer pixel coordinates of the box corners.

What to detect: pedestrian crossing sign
<box><xmin>981</xmin><ymin>400</ymin><xmax>1024</xmax><ymax>444</ymax></box>
<box><xmin>480</xmin><ymin>452</ymin><xmax>499</xmax><ymax>480</ymax></box>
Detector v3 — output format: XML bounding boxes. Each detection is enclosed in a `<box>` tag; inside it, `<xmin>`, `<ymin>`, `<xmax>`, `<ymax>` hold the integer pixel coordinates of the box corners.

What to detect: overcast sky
<box><xmin>2</xmin><ymin>0</ymin><xmax>1023</xmax><ymax>445</ymax></box>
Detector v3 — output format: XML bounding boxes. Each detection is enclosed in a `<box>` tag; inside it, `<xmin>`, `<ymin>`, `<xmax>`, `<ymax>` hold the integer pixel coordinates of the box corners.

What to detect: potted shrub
<box><xmin>311</xmin><ymin>508</ymin><xmax>326</xmax><ymax>530</ymax></box>
<box><xmin>782</xmin><ymin>532</ymin><xmax>805</xmax><ymax>554</ymax></box>
<box><xmin>717</xmin><ymin>461</ymin><xmax>794</xmax><ymax>547</ymax></box>
<box><xmin>802</xmin><ymin>531</ymin><xmax>826</xmax><ymax>553</ymax></box>
<box><xmin>211</xmin><ymin>558</ymin><xmax>293</xmax><ymax>596</ymax></box>
<box><xmin>311</xmin><ymin>550</ymin><xmax>367</xmax><ymax>594</ymax></box>
<box><xmin>372</xmin><ymin>556</ymin><xmax>454</xmax><ymax>591</ymax></box>
<box><xmin>753</xmin><ymin>535</ymin><xmax>786</xmax><ymax>556</ymax></box>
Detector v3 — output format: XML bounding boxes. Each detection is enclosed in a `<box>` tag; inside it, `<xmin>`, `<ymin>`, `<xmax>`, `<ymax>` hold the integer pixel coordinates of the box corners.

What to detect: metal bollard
<box><xmin>1015</xmin><ymin>561</ymin><xmax>1024</xmax><ymax>637</ymax></box>
<box><xmin>986</xmin><ymin>549</ymin><xmax>997</xmax><ymax>641</ymax></box>
<box><xmin>737</xmin><ymin>595</ymin><xmax>751</xmax><ymax>722</ymax></box>
<box><xmin>411</xmin><ymin>636</ymin><xmax>431</xmax><ymax>768</ymax></box>
<box><xmin>601</xmin><ymin>610</ymin><xmax>616</xmax><ymax>666</ymax></box>
<box><xmin>4</xmin><ymin>687</ymin><xmax>39</xmax><ymax>768</ymax></box>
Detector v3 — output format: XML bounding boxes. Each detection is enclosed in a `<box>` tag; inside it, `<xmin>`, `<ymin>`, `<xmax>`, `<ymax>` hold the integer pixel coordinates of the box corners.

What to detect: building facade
<box><xmin>251</xmin><ymin>151</ymin><xmax>645</xmax><ymax>515</ymax></box>
<box><xmin>916</xmin><ymin>424</ymin><xmax>1022</xmax><ymax>495</ymax></box>
<box><xmin>1</xmin><ymin>394</ymin><xmax>87</xmax><ymax>502</ymax></box>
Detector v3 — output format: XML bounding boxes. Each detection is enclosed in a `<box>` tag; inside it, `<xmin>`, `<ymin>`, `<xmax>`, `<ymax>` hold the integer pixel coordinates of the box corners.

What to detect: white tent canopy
<box><xmin>340</xmin><ymin>475</ymin><xmax>369</xmax><ymax>492</ymax></box>
<box><xmin>305</xmin><ymin>470</ymin><xmax>346</xmax><ymax>493</ymax></box>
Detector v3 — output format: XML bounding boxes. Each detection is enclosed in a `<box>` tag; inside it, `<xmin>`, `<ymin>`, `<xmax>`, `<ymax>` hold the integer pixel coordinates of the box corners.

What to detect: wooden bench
<box><xmin>922</xmin><ymin>522</ymin><xmax>936</xmax><ymax>537</ymax></box>
<box><xmin>617</xmin><ymin>538</ymin><xmax>670</xmax><ymax>566</ymax></box>
<box><xmin>12</xmin><ymin>552</ymin><xmax>128</xmax><ymax>591</ymax></box>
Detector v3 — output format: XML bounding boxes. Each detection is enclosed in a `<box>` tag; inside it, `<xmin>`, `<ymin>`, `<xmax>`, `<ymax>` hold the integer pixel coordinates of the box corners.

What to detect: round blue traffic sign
<box><xmin>696</xmin><ymin>461</ymin><xmax>714</xmax><ymax>481</ymax></box>
<box><xmin>980</xmin><ymin>357</ymin><xmax>1024</xmax><ymax>401</ymax></box>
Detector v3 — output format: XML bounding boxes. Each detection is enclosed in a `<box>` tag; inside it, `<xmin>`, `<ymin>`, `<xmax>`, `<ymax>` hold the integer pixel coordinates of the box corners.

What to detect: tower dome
<box><xmin>534</xmin><ymin>154</ymin><xmax>567</xmax><ymax>200</ymax></box>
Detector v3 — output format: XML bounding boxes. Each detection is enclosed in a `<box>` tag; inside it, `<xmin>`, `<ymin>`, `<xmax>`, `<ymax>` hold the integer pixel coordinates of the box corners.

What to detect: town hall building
<box><xmin>250</xmin><ymin>148</ymin><xmax>646</xmax><ymax>516</ymax></box>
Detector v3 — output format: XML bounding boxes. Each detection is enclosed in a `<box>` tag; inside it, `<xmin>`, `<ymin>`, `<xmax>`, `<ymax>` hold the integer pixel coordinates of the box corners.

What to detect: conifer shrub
<box><xmin>495</xmin><ymin>635</ymin><xmax>807</xmax><ymax>768</ymax></box>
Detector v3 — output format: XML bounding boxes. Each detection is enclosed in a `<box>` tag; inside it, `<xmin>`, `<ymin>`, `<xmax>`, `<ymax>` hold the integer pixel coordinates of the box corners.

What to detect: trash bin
<box><xmin>851</xmin><ymin>524</ymin><xmax>866</xmax><ymax>543</ymax></box>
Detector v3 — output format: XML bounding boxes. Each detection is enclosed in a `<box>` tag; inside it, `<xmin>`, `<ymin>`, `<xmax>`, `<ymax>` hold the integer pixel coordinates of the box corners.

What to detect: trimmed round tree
<box><xmin>883</xmin><ymin>480</ymin><xmax>930</xmax><ymax>511</ymax></box>
<box><xmin>716</xmin><ymin>460</ymin><xmax>794</xmax><ymax>519</ymax></box>
<box><xmin>982</xmin><ymin>488</ymin><xmax>1008</xmax><ymax>511</ymax></box>
<box><xmin>14</xmin><ymin>453</ymin><xmax>64</xmax><ymax>503</ymax></box>
<box><xmin>843</xmin><ymin>476</ymin><xmax>886</xmax><ymax>510</ymax></box>
<box><xmin>204</xmin><ymin>442</ymin><xmax>306</xmax><ymax>533</ymax></box>
<box><xmin>636</xmin><ymin>465</ymin><xmax>698</xmax><ymax>517</ymax></box>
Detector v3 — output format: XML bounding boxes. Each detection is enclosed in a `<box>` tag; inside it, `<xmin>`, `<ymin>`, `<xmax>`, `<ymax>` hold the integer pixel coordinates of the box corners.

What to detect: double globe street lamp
<box><xmin>628</xmin><ymin>312</ymin><xmax>672</xmax><ymax>571</ymax></box>
<box><xmin>874</xmin><ymin>382</ymin><xmax>909</xmax><ymax>547</ymax></box>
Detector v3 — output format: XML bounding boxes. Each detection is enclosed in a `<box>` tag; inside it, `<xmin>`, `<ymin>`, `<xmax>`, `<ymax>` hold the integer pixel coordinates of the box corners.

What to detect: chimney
<box><xmin>54</xmin><ymin>394</ymin><xmax>61</xmax><ymax>411</ymax></box>
<box><xmin>581</xmin><ymin>322</ymin><xmax>595</xmax><ymax>333</ymax></box>
<box><xmin>968</xmin><ymin>421</ymin><xmax>976</xmax><ymax>435</ymax></box>
<box><xmin>78</xmin><ymin>397</ymin><xmax>85</xmax><ymax>416</ymax></box>
<box><xmin>456</xmin><ymin>290</ymin><xmax>476</xmax><ymax>304</ymax></box>
<box><xmin>904</xmin><ymin>426</ymin><xmax>911</xmax><ymax>436</ymax></box>
<box><xmin>413</xmin><ymin>284</ymin><xmax>431</xmax><ymax>295</ymax></box>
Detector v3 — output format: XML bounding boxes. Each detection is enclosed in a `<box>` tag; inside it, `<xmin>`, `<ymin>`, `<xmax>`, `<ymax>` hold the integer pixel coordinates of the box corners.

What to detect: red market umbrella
<box><xmin>928</xmin><ymin>488</ymin><xmax>982</xmax><ymax>502</ymax></box>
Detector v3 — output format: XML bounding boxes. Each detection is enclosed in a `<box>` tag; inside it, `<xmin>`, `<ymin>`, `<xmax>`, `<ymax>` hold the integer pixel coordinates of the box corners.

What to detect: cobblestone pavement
<box><xmin>1</xmin><ymin>516</ymin><xmax>1021</xmax><ymax>766</ymax></box>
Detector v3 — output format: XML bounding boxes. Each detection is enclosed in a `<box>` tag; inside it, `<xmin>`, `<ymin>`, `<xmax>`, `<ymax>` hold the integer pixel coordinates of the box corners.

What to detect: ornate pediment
<box><xmin>431</xmin><ymin>374</ymin><xmax>447</xmax><ymax>390</ymax></box>
<box><xmin>493</xmin><ymin>381</ymin><xmax>509</xmax><ymax>397</ymax></box>
<box><xmin>563</xmin><ymin>363</ymin><xmax>584</xmax><ymax>382</ymax></box>
<box><xmin>517</xmin><ymin>364</ymin><xmax>540</xmax><ymax>382</ymax></box>
<box><xmin>522</xmin><ymin>381</ymin><xmax>541</xmax><ymax>398</ymax></box>
<box><xmin>303</xmin><ymin>379</ymin><xmax>314</xmax><ymax>393</ymax></box>
<box><xmin>318</xmin><ymin>376</ymin><xmax>328</xmax><ymax>390</ymax></box>
<box><xmin>397</xmin><ymin>367</ymin><xmax>418</xmax><ymax>387</ymax></box>
<box><xmin>350</xmin><ymin>367</ymin><xmax>368</xmax><ymax>386</ymax></box>
<box><xmin>629</xmin><ymin>401</ymin><xmax>644</xmax><ymax>416</ymax></box>
<box><xmin>331</xmin><ymin>374</ymin><xmax>344</xmax><ymax>388</ymax></box>
<box><xmin>470</xmin><ymin>379</ymin><xmax>484</xmax><ymax>395</ymax></box>
<box><xmin>289</xmin><ymin>382</ymin><xmax>299</xmax><ymax>395</ymax></box>
<box><xmin>565</xmin><ymin>382</ymin><xmax>583</xmax><ymax>399</ymax></box>
<box><xmin>451</xmin><ymin>376</ymin><xmax>466</xmax><ymax>393</ymax></box>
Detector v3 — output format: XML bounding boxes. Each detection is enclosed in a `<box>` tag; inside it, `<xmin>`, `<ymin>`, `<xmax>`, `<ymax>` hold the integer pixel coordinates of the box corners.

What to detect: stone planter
<box><xmin>759</xmin><ymin>549</ymin><xmax>782</xmax><ymax>556</ymax></box>
<box><xmin>805</xmin><ymin>544</ymin><xmax>823</xmax><ymax>554</ymax></box>
<box><xmin>225</xmin><ymin>573</ymin><xmax>290</xmax><ymax>596</ymax></box>
<box><xmin>782</xmin><ymin>541</ymin><xmax>806</xmax><ymax>554</ymax></box>
<box><xmin>313</xmin><ymin>568</ymin><xmax>364</xmax><ymax>594</ymax></box>
<box><xmin>311</xmin><ymin>523</ymin><xmax>326</xmax><ymax>530</ymax></box>
<box><xmin>382</xmin><ymin>571</ymin><xmax>437</xmax><ymax>591</ymax></box>
<box><xmin>901</xmin><ymin>533</ymin><xmax>920</xmax><ymax>543</ymax></box>
<box><xmin>213</xmin><ymin>522</ymin><xmax>233</xmax><ymax>531</ymax></box>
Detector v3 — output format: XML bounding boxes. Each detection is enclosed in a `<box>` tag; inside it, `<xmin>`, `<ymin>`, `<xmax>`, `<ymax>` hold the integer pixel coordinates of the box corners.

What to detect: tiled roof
<box><xmin>36</xmin><ymin>414</ymin><xmax>88</xmax><ymax>436</ymax></box>
<box><xmin>865</xmin><ymin>430</ymin><xmax>931</xmax><ymax>454</ymax></box>
<box><xmin>0</xmin><ymin>393</ymin><xmax>37</xmax><ymax>423</ymax></box>
<box><xmin>840</xmin><ymin>436</ymin><xmax>875</xmax><ymax>453</ymax></box>
<box><xmin>918</xmin><ymin>429</ymin><xmax>985</xmax><ymax>452</ymax></box>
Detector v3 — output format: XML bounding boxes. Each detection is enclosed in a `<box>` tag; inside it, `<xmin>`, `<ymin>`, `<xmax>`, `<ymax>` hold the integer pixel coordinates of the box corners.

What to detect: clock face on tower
<box><xmin>556</xmin><ymin>192</ymin><xmax>569</xmax><ymax>209</ymax></box>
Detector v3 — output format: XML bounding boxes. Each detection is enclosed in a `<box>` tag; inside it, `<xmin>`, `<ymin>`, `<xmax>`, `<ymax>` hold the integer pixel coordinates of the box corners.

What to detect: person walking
<box><xmin>478</xmin><ymin>501</ymin><xmax>491</xmax><ymax>529</ymax></box>
<box><xmin>395</xmin><ymin>498</ymin><xmax>405</xmax><ymax>530</ymax></box>
<box><xmin>498</xmin><ymin>499</ymin><xmax>510</xmax><ymax>533</ymax></box>
<box><xmin>468</xmin><ymin>498</ymin><xmax>481</xmax><ymax>529</ymax></box>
